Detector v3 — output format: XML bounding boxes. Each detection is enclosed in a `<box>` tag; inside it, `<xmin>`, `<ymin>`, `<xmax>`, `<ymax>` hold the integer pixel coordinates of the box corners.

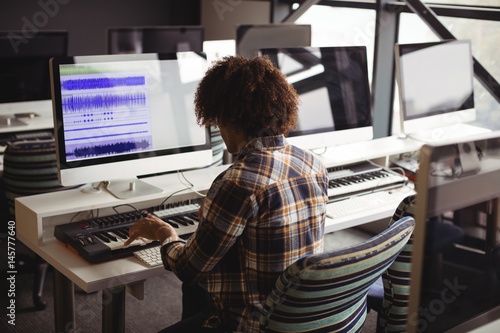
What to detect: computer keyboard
<box><xmin>133</xmin><ymin>246</ymin><xmax>163</xmax><ymax>267</ymax></box>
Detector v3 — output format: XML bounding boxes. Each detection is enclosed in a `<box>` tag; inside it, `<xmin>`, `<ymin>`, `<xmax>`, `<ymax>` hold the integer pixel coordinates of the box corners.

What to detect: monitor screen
<box><xmin>107</xmin><ymin>26</ymin><xmax>204</xmax><ymax>54</ymax></box>
<box><xmin>0</xmin><ymin>30</ymin><xmax>68</xmax><ymax>120</ymax></box>
<box><xmin>408</xmin><ymin>132</ymin><xmax>500</xmax><ymax>332</ymax></box>
<box><xmin>49</xmin><ymin>52</ymin><xmax>213</xmax><ymax>199</ymax></box>
<box><xmin>260</xmin><ymin>46</ymin><xmax>373</xmax><ymax>152</ymax></box>
<box><xmin>395</xmin><ymin>40</ymin><xmax>477</xmax><ymax>140</ymax></box>
<box><xmin>202</xmin><ymin>39</ymin><xmax>236</xmax><ymax>65</ymax></box>
<box><xmin>236</xmin><ymin>24</ymin><xmax>311</xmax><ymax>59</ymax></box>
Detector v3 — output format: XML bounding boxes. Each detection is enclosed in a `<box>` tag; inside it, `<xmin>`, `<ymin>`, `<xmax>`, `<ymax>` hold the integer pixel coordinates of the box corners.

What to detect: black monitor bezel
<box><xmin>106</xmin><ymin>26</ymin><xmax>204</xmax><ymax>54</ymax></box>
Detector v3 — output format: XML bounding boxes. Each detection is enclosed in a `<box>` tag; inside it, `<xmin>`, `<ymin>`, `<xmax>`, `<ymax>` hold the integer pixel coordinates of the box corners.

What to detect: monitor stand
<box><xmin>102</xmin><ymin>178</ymin><xmax>164</xmax><ymax>199</ymax></box>
<box><xmin>0</xmin><ymin>115</ymin><xmax>27</xmax><ymax>128</ymax></box>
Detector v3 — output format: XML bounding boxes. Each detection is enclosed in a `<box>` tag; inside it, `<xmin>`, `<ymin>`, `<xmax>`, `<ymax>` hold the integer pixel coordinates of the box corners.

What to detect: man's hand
<box><xmin>124</xmin><ymin>213</ymin><xmax>178</xmax><ymax>246</ymax></box>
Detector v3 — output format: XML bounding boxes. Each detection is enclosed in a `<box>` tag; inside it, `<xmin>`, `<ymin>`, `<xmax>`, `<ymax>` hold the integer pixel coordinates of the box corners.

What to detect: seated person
<box><xmin>125</xmin><ymin>55</ymin><xmax>329</xmax><ymax>332</ymax></box>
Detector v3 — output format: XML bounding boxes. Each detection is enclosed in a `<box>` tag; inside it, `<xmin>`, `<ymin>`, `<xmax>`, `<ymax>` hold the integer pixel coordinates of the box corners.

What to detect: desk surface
<box><xmin>15</xmin><ymin>152</ymin><xmax>418</xmax><ymax>295</ymax></box>
<box><xmin>15</xmin><ymin>135</ymin><xmax>422</xmax><ymax>293</ymax></box>
<box><xmin>15</xmin><ymin>165</ymin><xmax>224</xmax><ymax>292</ymax></box>
<box><xmin>17</xmin><ymin>186</ymin><xmax>415</xmax><ymax>293</ymax></box>
<box><xmin>0</xmin><ymin>100</ymin><xmax>53</xmax><ymax>134</ymax></box>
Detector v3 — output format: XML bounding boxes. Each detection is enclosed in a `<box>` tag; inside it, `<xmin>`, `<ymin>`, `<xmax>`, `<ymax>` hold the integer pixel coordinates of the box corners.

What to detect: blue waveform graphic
<box><xmin>71</xmin><ymin>139</ymin><xmax>151</xmax><ymax>158</ymax></box>
<box><xmin>65</xmin><ymin>123</ymin><xmax>149</xmax><ymax>134</ymax></box>
<box><xmin>62</xmin><ymin>76</ymin><xmax>146</xmax><ymax>91</ymax></box>
<box><xmin>62</xmin><ymin>92</ymin><xmax>147</xmax><ymax>112</ymax></box>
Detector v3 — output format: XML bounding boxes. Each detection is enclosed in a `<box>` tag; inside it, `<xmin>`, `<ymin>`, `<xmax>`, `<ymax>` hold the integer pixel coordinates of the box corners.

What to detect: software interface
<box><xmin>57</xmin><ymin>55</ymin><xmax>206</xmax><ymax>164</ymax></box>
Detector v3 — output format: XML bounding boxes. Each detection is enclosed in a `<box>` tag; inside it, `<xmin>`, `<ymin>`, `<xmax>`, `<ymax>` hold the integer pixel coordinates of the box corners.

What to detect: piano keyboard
<box><xmin>54</xmin><ymin>201</ymin><xmax>201</xmax><ymax>263</ymax></box>
<box><xmin>327</xmin><ymin>163</ymin><xmax>408</xmax><ymax>201</ymax></box>
<box><xmin>54</xmin><ymin>163</ymin><xmax>407</xmax><ymax>264</ymax></box>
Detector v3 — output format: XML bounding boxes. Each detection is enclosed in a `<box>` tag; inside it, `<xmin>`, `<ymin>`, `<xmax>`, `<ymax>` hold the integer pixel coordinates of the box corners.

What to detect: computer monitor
<box><xmin>0</xmin><ymin>30</ymin><xmax>68</xmax><ymax>124</ymax></box>
<box><xmin>260</xmin><ymin>46</ymin><xmax>373</xmax><ymax>152</ymax></box>
<box><xmin>49</xmin><ymin>52</ymin><xmax>213</xmax><ymax>199</ymax></box>
<box><xmin>236</xmin><ymin>24</ymin><xmax>311</xmax><ymax>59</ymax></box>
<box><xmin>408</xmin><ymin>132</ymin><xmax>500</xmax><ymax>332</ymax></box>
<box><xmin>395</xmin><ymin>39</ymin><xmax>489</xmax><ymax>143</ymax></box>
<box><xmin>107</xmin><ymin>26</ymin><xmax>204</xmax><ymax>54</ymax></box>
<box><xmin>202</xmin><ymin>39</ymin><xmax>236</xmax><ymax>65</ymax></box>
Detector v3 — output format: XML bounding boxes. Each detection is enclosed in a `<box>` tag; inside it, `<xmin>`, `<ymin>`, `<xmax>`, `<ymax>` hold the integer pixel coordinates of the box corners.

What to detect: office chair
<box><xmin>366</xmin><ymin>194</ymin><xmax>464</xmax><ymax>332</ymax></box>
<box><xmin>2</xmin><ymin>139</ymin><xmax>77</xmax><ymax>310</ymax></box>
<box><xmin>366</xmin><ymin>194</ymin><xmax>417</xmax><ymax>333</ymax></box>
<box><xmin>259</xmin><ymin>215</ymin><xmax>415</xmax><ymax>333</ymax></box>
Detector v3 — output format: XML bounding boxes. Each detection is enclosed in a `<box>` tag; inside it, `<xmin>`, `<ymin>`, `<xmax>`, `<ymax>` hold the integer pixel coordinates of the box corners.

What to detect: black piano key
<box><xmin>113</xmin><ymin>228</ymin><xmax>129</xmax><ymax>239</ymax></box>
<box><xmin>103</xmin><ymin>231</ymin><xmax>118</xmax><ymax>242</ymax></box>
<box><xmin>165</xmin><ymin>219</ymin><xmax>179</xmax><ymax>228</ymax></box>
<box><xmin>185</xmin><ymin>213</ymin><xmax>199</xmax><ymax>224</ymax></box>
<box><xmin>171</xmin><ymin>216</ymin><xmax>189</xmax><ymax>227</ymax></box>
<box><xmin>95</xmin><ymin>232</ymin><xmax>111</xmax><ymax>243</ymax></box>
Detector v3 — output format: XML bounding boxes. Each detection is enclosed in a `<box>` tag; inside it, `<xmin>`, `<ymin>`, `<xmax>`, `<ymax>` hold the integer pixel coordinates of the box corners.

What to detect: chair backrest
<box><xmin>377</xmin><ymin>194</ymin><xmax>417</xmax><ymax>332</ymax></box>
<box><xmin>2</xmin><ymin>139</ymin><xmax>77</xmax><ymax>219</ymax></box>
<box><xmin>260</xmin><ymin>215</ymin><xmax>415</xmax><ymax>333</ymax></box>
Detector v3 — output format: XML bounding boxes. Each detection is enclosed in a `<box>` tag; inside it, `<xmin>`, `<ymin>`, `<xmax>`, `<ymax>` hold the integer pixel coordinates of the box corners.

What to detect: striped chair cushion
<box><xmin>377</xmin><ymin>194</ymin><xmax>417</xmax><ymax>333</ymax></box>
<box><xmin>2</xmin><ymin>139</ymin><xmax>78</xmax><ymax>219</ymax></box>
<box><xmin>260</xmin><ymin>216</ymin><xmax>415</xmax><ymax>333</ymax></box>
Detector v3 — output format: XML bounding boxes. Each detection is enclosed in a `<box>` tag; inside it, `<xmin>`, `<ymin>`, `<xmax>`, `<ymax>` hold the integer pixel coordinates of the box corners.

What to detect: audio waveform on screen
<box><xmin>62</xmin><ymin>92</ymin><xmax>147</xmax><ymax>112</ymax></box>
<box><xmin>61</xmin><ymin>76</ymin><xmax>146</xmax><ymax>90</ymax></box>
<box><xmin>65</xmin><ymin>123</ymin><xmax>149</xmax><ymax>133</ymax></box>
<box><xmin>70</xmin><ymin>139</ymin><xmax>151</xmax><ymax>158</ymax></box>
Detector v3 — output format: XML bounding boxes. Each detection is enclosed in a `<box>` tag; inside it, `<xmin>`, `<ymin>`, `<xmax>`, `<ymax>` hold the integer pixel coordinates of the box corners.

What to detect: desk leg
<box><xmin>53</xmin><ymin>270</ymin><xmax>75</xmax><ymax>332</ymax></box>
<box><xmin>486</xmin><ymin>198</ymin><xmax>500</xmax><ymax>249</ymax></box>
<box><xmin>102</xmin><ymin>286</ymin><xmax>126</xmax><ymax>333</ymax></box>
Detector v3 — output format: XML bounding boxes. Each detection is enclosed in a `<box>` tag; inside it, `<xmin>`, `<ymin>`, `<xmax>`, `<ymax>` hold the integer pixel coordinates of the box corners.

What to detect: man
<box><xmin>125</xmin><ymin>55</ymin><xmax>329</xmax><ymax>332</ymax></box>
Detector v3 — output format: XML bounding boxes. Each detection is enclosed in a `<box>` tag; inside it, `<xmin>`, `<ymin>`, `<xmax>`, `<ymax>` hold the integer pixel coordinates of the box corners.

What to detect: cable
<box><xmin>177</xmin><ymin>170</ymin><xmax>206</xmax><ymax>198</ymax></box>
<box><xmin>112</xmin><ymin>203</ymin><xmax>140</xmax><ymax>214</ymax></box>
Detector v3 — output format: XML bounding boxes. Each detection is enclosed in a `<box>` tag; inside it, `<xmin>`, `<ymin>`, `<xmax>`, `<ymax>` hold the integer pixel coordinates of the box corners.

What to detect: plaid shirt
<box><xmin>162</xmin><ymin>135</ymin><xmax>329</xmax><ymax>332</ymax></box>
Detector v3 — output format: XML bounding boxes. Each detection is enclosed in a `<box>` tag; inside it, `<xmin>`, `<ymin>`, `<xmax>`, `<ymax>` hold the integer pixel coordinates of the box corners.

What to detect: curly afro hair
<box><xmin>194</xmin><ymin>55</ymin><xmax>299</xmax><ymax>138</ymax></box>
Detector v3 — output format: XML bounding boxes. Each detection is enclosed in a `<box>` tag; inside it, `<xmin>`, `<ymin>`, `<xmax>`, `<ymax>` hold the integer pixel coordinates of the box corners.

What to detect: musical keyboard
<box><xmin>327</xmin><ymin>162</ymin><xmax>408</xmax><ymax>201</ymax></box>
<box><xmin>54</xmin><ymin>163</ymin><xmax>408</xmax><ymax>264</ymax></box>
<box><xmin>54</xmin><ymin>200</ymin><xmax>201</xmax><ymax>263</ymax></box>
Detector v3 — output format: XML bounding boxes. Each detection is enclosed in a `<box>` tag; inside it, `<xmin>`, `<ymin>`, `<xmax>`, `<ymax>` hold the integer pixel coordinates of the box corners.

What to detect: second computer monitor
<box><xmin>395</xmin><ymin>39</ymin><xmax>490</xmax><ymax>142</ymax></box>
<box><xmin>261</xmin><ymin>46</ymin><xmax>373</xmax><ymax>151</ymax></box>
<box><xmin>0</xmin><ymin>30</ymin><xmax>68</xmax><ymax>122</ymax></box>
<box><xmin>107</xmin><ymin>26</ymin><xmax>204</xmax><ymax>54</ymax></box>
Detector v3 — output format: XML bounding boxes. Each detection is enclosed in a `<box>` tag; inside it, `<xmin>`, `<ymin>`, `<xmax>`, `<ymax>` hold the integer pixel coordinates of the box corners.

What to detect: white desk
<box><xmin>16</xmin><ymin>165</ymin><xmax>224</xmax><ymax>332</ymax></box>
<box><xmin>15</xmin><ymin>135</ymin><xmax>422</xmax><ymax>332</ymax></box>
<box><xmin>0</xmin><ymin>101</ymin><xmax>54</xmax><ymax>169</ymax></box>
<box><xmin>0</xmin><ymin>100</ymin><xmax>54</xmax><ymax>134</ymax></box>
